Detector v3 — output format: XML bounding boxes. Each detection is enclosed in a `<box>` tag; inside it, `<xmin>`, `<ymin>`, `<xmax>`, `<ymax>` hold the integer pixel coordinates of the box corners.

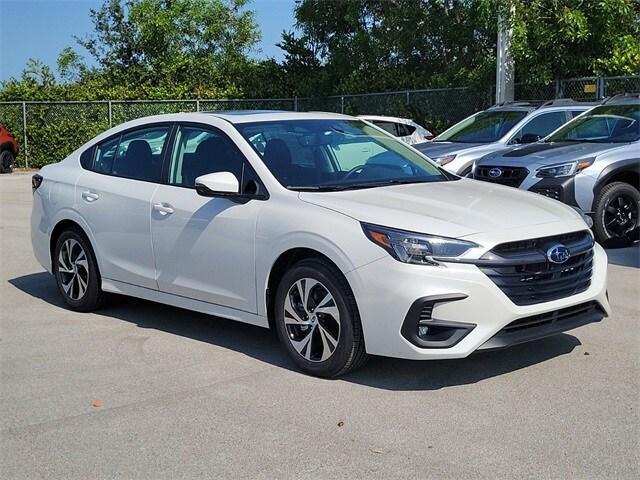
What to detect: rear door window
<box><xmin>111</xmin><ymin>127</ymin><xmax>170</xmax><ymax>182</ymax></box>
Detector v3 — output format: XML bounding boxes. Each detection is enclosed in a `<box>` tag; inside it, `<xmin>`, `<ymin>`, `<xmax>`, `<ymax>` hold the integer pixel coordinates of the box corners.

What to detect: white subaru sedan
<box><xmin>31</xmin><ymin>111</ymin><xmax>610</xmax><ymax>377</ymax></box>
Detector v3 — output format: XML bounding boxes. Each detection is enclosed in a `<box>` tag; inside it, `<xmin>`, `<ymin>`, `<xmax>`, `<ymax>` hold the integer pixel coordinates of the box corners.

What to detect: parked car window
<box><xmin>397</xmin><ymin>123</ymin><xmax>417</xmax><ymax>136</ymax></box>
<box><xmin>103</xmin><ymin>127</ymin><xmax>169</xmax><ymax>182</ymax></box>
<box><xmin>435</xmin><ymin>110</ymin><xmax>528</xmax><ymax>143</ymax></box>
<box><xmin>511</xmin><ymin>111</ymin><xmax>567</xmax><ymax>143</ymax></box>
<box><xmin>546</xmin><ymin>105</ymin><xmax>640</xmax><ymax>143</ymax></box>
<box><xmin>236</xmin><ymin>119</ymin><xmax>448</xmax><ymax>189</ymax></box>
<box><xmin>569</xmin><ymin>110</ymin><xmax>586</xmax><ymax>118</ymax></box>
<box><xmin>79</xmin><ymin>147</ymin><xmax>94</xmax><ymax>170</ymax></box>
<box><xmin>372</xmin><ymin>121</ymin><xmax>398</xmax><ymax>136</ymax></box>
<box><xmin>94</xmin><ymin>137</ymin><xmax>120</xmax><ymax>175</ymax></box>
<box><xmin>169</xmin><ymin>126</ymin><xmax>244</xmax><ymax>187</ymax></box>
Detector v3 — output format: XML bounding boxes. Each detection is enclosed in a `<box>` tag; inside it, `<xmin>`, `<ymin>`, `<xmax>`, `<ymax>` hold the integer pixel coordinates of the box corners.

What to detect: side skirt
<box><xmin>102</xmin><ymin>278</ymin><xmax>270</xmax><ymax>329</ymax></box>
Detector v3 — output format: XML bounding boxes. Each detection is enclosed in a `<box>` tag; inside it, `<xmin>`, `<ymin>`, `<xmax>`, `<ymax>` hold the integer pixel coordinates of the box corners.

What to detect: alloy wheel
<box><xmin>603</xmin><ymin>193</ymin><xmax>639</xmax><ymax>241</ymax></box>
<box><xmin>284</xmin><ymin>278</ymin><xmax>341</xmax><ymax>362</ymax></box>
<box><xmin>58</xmin><ymin>238</ymin><xmax>89</xmax><ymax>300</ymax></box>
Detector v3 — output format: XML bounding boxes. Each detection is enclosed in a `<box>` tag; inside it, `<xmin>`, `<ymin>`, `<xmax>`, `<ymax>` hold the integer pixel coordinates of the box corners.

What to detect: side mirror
<box><xmin>195</xmin><ymin>171</ymin><xmax>240</xmax><ymax>197</ymax></box>
<box><xmin>519</xmin><ymin>133</ymin><xmax>542</xmax><ymax>144</ymax></box>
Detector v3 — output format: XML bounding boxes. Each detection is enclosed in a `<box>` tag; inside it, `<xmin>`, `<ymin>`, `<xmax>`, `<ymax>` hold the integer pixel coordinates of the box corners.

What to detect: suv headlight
<box><xmin>362</xmin><ymin>223</ymin><xmax>478</xmax><ymax>265</ymax></box>
<box><xmin>435</xmin><ymin>154</ymin><xmax>456</xmax><ymax>166</ymax></box>
<box><xmin>535</xmin><ymin>159</ymin><xmax>594</xmax><ymax>178</ymax></box>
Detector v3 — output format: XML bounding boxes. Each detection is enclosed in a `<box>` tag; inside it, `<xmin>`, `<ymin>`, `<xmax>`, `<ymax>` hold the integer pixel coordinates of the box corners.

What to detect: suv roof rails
<box><xmin>537</xmin><ymin>98</ymin><xmax>601</xmax><ymax>108</ymax></box>
<box><xmin>602</xmin><ymin>92</ymin><xmax>640</xmax><ymax>105</ymax></box>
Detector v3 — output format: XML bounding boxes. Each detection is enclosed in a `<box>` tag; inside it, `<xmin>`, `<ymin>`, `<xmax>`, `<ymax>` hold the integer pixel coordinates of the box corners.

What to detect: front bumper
<box><xmin>346</xmin><ymin>242</ymin><xmax>610</xmax><ymax>360</ymax></box>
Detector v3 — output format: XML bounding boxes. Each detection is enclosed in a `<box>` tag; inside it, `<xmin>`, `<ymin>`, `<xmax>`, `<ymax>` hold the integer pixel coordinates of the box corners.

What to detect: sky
<box><xmin>0</xmin><ymin>0</ymin><xmax>297</xmax><ymax>81</ymax></box>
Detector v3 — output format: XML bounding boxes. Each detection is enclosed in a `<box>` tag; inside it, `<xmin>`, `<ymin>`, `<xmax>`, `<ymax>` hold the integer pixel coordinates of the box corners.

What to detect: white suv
<box><xmin>31</xmin><ymin>111</ymin><xmax>610</xmax><ymax>377</ymax></box>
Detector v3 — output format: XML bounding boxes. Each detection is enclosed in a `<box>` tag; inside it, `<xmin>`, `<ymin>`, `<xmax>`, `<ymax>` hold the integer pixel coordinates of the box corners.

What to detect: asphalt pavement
<box><xmin>1</xmin><ymin>173</ymin><xmax>638</xmax><ymax>479</ymax></box>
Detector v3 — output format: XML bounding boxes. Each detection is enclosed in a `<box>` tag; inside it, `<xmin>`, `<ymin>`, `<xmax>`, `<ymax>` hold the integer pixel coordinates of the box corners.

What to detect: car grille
<box><xmin>474</xmin><ymin>166</ymin><xmax>528</xmax><ymax>187</ymax></box>
<box><xmin>499</xmin><ymin>302</ymin><xmax>601</xmax><ymax>334</ymax></box>
<box><xmin>477</xmin><ymin>231</ymin><xmax>594</xmax><ymax>306</ymax></box>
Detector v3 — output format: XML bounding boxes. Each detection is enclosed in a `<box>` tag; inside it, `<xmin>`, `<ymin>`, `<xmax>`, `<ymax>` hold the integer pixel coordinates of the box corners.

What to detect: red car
<box><xmin>0</xmin><ymin>123</ymin><xmax>19</xmax><ymax>173</ymax></box>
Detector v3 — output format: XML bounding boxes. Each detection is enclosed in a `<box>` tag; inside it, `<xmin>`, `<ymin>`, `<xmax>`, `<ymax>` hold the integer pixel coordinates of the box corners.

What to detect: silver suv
<box><xmin>473</xmin><ymin>94</ymin><xmax>640</xmax><ymax>246</ymax></box>
<box><xmin>415</xmin><ymin>100</ymin><xmax>597</xmax><ymax>176</ymax></box>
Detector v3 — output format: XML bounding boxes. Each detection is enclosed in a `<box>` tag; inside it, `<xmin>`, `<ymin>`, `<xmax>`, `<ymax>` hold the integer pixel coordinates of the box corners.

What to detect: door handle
<box><xmin>82</xmin><ymin>191</ymin><xmax>99</xmax><ymax>202</ymax></box>
<box><xmin>153</xmin><ymin>203</ymin><xmax>174</xmax><ymax>216</ymax></box>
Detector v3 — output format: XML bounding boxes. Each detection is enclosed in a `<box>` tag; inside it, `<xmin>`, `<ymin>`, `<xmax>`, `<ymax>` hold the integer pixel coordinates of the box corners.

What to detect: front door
<box><xmin>150</xmin><ymin>124</ymin><xmax>263</xmax><ymax>312</ymax></box>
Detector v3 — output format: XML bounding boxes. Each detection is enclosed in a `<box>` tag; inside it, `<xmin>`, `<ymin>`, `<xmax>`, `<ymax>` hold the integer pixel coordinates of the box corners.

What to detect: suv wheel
<box><xmin>0</xmin><ymin>149</ymin><xmax>14</xmax><ymax>174</ymax></box>
<box><xmin>53</xmin><ymin>228</ymin><xmax>107</xmax><ymax>311</ymax></box>
<box><xmin>594</xmin><ymin>182</ymin><xmax>639</xmax><ymax>247</ymax></box>
<box><xmin>274</xmin><ymin>258</ymin><xmax>368</xmax><ymax>378</ymax></box>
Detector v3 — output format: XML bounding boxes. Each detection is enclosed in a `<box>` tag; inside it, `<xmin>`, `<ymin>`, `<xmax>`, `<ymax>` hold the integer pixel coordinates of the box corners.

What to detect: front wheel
<box><xmin>0</xmin><ymin>149</ymin><xmax>14</xmax><ymax>174</ymax></box>
<box><xmin>274</xmin><ymin>258</ymin><xmax>368</xmax><ymax>378</ymax></box>
<box><xmin>593</xmin><ymin>182</ymin><xmax>639</xmax><ymax>247</ymax></box>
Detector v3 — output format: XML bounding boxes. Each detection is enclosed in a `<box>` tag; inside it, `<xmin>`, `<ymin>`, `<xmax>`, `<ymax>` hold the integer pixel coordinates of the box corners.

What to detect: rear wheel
<box><xmin>53</xmin><ymin>228</ymin><xmax>107</xmax><ymax>311</ymax></box>
<box><xmin>594</xmin><ymin>182</ymin><xmax>639</xmax><ymax>247</ymax></box>
<box><xmin>274</xmin><ymin>258</ymin><xmax>368</xmax><ymax>378</ymax></box>
<box><xmin>0</xmin><ymin>149</ymin><xmax>14</xmax><ymax>174</ymax></box>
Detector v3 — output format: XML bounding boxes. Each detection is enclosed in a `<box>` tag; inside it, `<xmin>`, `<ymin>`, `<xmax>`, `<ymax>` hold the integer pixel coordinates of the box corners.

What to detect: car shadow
<box><xmin>9</xmin><ymin>272</ymin><xmax>582</xmax><ymax>391</ymax></box>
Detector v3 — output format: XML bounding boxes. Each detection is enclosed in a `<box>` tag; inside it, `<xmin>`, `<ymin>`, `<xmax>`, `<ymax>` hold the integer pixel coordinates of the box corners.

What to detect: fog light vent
<box><xmin>401</xmin><ymin>294</ymin><xmax>475</xmax><ymax>349</ymax></box>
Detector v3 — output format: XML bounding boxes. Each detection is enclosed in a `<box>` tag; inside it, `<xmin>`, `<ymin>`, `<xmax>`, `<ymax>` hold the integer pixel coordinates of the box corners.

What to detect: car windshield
<box><xmin>546</xmin><ymin>104</ymin><xmax>640</xmax><ymax>143</ymax></box>
<box><xmin>235</xmin><ymin>119</ymin><xmax>451</xmax><ymax>191</ymax></box>
<box><xmin>434</xmin><ymin>110</ymin><xmax>528</xmax><ymax>143</ymax></box>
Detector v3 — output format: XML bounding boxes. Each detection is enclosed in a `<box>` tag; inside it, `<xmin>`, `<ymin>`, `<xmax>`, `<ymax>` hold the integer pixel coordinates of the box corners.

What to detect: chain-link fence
<box><xmin>1</xmin><ymin>75</ymin><xmax>638</xmax><ymax>169</ymax></box>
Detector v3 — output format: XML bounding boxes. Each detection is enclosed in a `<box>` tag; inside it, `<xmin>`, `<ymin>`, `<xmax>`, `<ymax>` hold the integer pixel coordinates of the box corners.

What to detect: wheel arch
<box><xmin>265</xmin><ymin>247</ymin><xmax>352</xmax><ymax>330</ymax></box>
<box><xmin>49</xmin><ymin>218</ymin><xmax>98</xmax><ymax>273</ymax></box>
<box><xmin>592</xmin><ymin>158</ymin><xmax>640</xmax><ymax>210</ymax></box>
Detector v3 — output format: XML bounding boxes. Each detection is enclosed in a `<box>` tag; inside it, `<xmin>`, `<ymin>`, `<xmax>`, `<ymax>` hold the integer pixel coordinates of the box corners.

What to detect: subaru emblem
<box><xmin>489</xmin><ymin>167</ymin><xmax>503</xmax><ymax>178</ymax></box>
<box><xmin>547</xmin><ymin>244</ymin><xmax>570</xmax><ymax>264</ymax></box>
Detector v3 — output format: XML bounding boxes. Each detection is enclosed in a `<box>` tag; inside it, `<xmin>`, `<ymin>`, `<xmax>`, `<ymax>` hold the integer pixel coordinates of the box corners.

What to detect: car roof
<box><xmin>357</xmin><ymin>115</ymin><xmax>412</xmax><ymax>123</ymax></box>
<box><xmin>201</xmin><ymin>110</ymin><xmax>355</xmax><ymax>124</ymax></box>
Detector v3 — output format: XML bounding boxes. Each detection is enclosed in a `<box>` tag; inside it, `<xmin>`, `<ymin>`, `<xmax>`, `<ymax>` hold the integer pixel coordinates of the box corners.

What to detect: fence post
<box><xmin>22</xmin><ymin>102</ymin><xmax>28</xmax><ymax>169</ymax></box>
<box><xmin>597</xmin><ymin>77</ymin><xmax>605</xmax><ymax>99</ymax></box>
<box><xmin>196</xmin><ymin>99</ymin><xmax>200</xmax><ymax>112</ymax></box>
<box><xmin>108</xmin><ymin>101</ymin><xmax>113</xmax><ymax>128</ymax></box>
<box><xmin>293</xmin><ymin>96</ymin><xmax>298</xmax><ymax>112</ymax></box>
<box><xmin>406</xmin><ymin>90</ymin><xmax>410</xmax><ymax>105</ymax></box>
<box><xmin>554</xmin><ymin>80</ymin><xmax>561</xmax><ymax>99</ymax></box>
<box><xmin>340</xmin><ymin>96</ymin><xmax>344</xmax><ymax>114</ymax></box>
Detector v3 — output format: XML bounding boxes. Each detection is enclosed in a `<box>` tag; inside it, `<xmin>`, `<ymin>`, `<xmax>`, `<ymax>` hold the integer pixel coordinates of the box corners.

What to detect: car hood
<box><xmin>414</xmin><ymin>141</ymin><xmax>487</xmax><ymax>159</ymax></box>
<box><xmin>298</xmin><ymin>179</ymin><xmax>583</xmax><ymax>239</ymax></box>
<box><xmin>478</xmin><ymin>141</ymin><xmax>633</xmax><ymax>168</ymax></box>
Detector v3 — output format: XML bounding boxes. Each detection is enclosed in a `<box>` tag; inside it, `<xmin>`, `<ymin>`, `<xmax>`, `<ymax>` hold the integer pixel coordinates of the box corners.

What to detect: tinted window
<box><xmin>436</xmin><ymin>110</ymin><xmax>528</xmax><ymax>143</ymax></box>
<box><xmin>514</xmin><ymin>111</ymin><xmax>568</xmax><ymax>141</ymax></box>
<box><xmin>569</xmin><ymin>110</ymin><xmax>586</xmax><ymax>118</ymax></box>
<box><xmin>372</xmin><ymin>121</ymin><xmax>399</xmax><ymax>136</ymax></box>
<box><xmin>169</xmin><ymin>126</ymin><xmax>244</xmax><ymax>187</ymax></box>
<box><xmin>111</xmin><ymin>127</ymin><xmax>169</xmax><ymax>182</ymax></box>
<box><xmin>547</xmin><ymin>105</ymin><xmax>640</xmax><ymax>143</ymax></box>
<box><xmin>236</xmin><ymin>119</ymin><xmax>448</xmax><ymax>190</ymax></box>
<box><xmin>79</xmin><ymin>147</ymin><xmax>94</xmax><ymax>170</ymax></box>
<box><xmin>94</xmin><ymin>137</ymin><xmax>119</xmax><ymax>174</ymax></box>
<box><xmin>397</xmin><ymin>123</ymin><xmax>417</xmax><ymax>136</ymax></box>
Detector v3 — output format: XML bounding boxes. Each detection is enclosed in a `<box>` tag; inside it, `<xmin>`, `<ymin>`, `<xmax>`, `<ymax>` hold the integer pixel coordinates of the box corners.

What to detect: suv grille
<box><xmin>474</xmin><ymin>166</ymin><xmax>528</xmax><ymax>187</ymax></box>
<box><xmin>477</xmin><ymin>231</ymin><xmax>594</xmax><ymax>306</ymax></box>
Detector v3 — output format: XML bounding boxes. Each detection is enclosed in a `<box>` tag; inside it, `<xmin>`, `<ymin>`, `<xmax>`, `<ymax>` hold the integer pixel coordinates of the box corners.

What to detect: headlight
<box><xmin>361</xmin><ymin>223</ymin><xmax>478</xmax><ymax>265</ymax></box>
<box><xmin>536</xmin><ymin>159</ymin><xmax>594</xmax><ymax>178</ymax></box>
<box><xmin>435</xmin><ymin>154</ymin><xmax>456</xmax><ymax>166</ymax></box>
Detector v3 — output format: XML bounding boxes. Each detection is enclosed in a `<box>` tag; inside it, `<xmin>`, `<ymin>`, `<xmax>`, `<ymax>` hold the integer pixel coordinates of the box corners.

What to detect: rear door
<box><xmin>75</xmin><ymin>124</ymin><xmax>172</xmax><ymax>289</ymax></box>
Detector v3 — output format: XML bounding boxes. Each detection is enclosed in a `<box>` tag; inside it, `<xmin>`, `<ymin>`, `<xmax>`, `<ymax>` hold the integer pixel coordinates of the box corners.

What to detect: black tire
<box><xmin>594</xmin><ymin>182</ymin><xmax>640</xmax><ymax>247</ymax></box>
<box><xmin>53</xmin><ymin>227</ymin><xmax>107</xmax><ymax>311</ymax></box>
<box><xmin>0</xmin><ymin>149</ymin><xmax>14</xmax><ymax>174</ymax></box>
<box><xmin>274</xmin><ymin>258</ymin><xmax>368</xmax><ymax>378</ymax></box>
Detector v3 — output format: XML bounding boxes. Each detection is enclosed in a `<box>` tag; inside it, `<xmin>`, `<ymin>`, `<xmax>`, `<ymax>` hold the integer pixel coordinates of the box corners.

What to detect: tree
<box><xmin>76</xmin><ymin>0</ymin><xmax>260</xmax><ymax>96</ymax></box>
<box><xmin>496</xmin><ymin>0</ymin><xmax>640</xmax><ymax>83</ymax></box>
